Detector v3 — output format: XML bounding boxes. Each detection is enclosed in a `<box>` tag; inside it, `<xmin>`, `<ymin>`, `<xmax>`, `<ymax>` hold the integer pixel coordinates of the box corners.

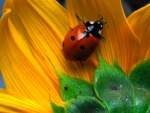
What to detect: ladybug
<box><xmin>62</xmin><ymin>15</ymin><xmax>107</xmax><ymax>63</ymax></box>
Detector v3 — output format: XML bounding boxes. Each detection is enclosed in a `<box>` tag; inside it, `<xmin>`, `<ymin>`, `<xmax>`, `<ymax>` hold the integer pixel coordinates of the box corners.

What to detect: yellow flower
<box><xmin>0</xmin><ymin>0</ymin><xmax>150</xmax><ymax>112</ymax></box>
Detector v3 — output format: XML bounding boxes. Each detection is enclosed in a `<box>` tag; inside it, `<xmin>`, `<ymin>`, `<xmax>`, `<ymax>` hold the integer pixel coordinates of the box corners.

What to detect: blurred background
<box><xmin>57</xmin><ymin>0</ymin><xmax>150</xmax><ymax>17</ymax></box>
<box><xmin>0</xmin><ymin>0</ymin><xmax>5</xmax><ymax>88</ymax></box>
<box><xmin>0</xmin><ymin>0</ymin><xmax>149</xmax><ymax>88</ymax></box>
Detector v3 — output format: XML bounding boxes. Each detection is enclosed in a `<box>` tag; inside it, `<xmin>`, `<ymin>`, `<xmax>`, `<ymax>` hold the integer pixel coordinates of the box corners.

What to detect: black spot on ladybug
<box><xmin>71</xmin><ymin>36</ymin><xmax>75</xmax><ymax>41</ymax></box>
<box><xmin>76</xmin><ymin>57</ymin><xmax>82</xmax><ymax>61</ymax></box>
<box><xmin>78</xmin><ymin>91</ymin><xmax>82</xmax><ymax>95</ymax></box>
<box><xmin>80</xmin><ymin>45</ymin><xmax>85</xmax><ymax>50</ymax></box>
<box><xmin>75</xmin><ymin>96</ymin><xmax>77</xmax><ymax>99</ymax></box>
<box><xmin>62</xmin><ymin>41</ymin><xmax>64</xmax><ymax>46</ymax></box>
<box><xmin>140</xmin><ymin>77</ymin><xmax>143</xmax><ymax>81</ymax></box>
<box><xmin>91</xmin><ymin>46</ymin><xmax>95</xmax><ymax>51</ymax></box>
<box><xmin>110</xmin><ymin>86</ymin><xmax>118</xmax><ymax>90</ymax></box>
<box><xmin>64</xmin><ymin>86</ymin><xmax>68</xmax><ymax>91</ymax></box>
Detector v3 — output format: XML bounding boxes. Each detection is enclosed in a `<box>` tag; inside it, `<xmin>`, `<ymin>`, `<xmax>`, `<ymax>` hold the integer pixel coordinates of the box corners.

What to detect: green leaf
<box><xmin>133</xmin><ymin>89</ymin><xmax>150</xmax><ymax>113</ymax></box>
<box><xmin>65</xmin><ymin>96</ymin><xmax>107</xmax><ymax>113</ymax></box>
<box><xmin>129</xmin><ymin>59</ymin><xmax>150</xmax><ymax>113</ymax></box>
<box><xmin>129</xmin><ymin>58</ymin><xmax>150</xmax><ymax>90</ymax></box>
<box><xmin>94</xmin><ymin>55</ymin><xmax>135</xmax><ymax>113</ymax></box>
<box><xmin>146</xmin><ymin>105</ymin><xmax>150</xmax><ymax>113</ymax></box>
<box><xmin>56</xmin><ymin>70</ymin><xmax>95</xmax><ymax>101</ymax></box>
<box><xmin>113</xmin><ymin>60</ymin><xmax>125</xmax><ymax>73</ymax></box>
<box><xmin>51</xmin><ymin>101</ymin><xmax>65</xmax><ymax>113</ymax></box>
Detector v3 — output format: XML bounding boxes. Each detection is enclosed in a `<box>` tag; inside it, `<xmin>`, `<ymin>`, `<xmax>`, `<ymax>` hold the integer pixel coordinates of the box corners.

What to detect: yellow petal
<box><xmin>0</xmin><ymin>9</ymin><xmax>58</xmax><ymax>110</ymax></box>
<box><xmin>127</xmin><ymin>4</ymin><xmax>150</xmax><ymax>63</ymax></box>
<box><xmin>1</xmin><ymin>0</ymin><xmax>98</xmax><ymax>97</ymax></box>
<box><xmin>0</xmin><ymin>0</ymin><xmax>67</xmax><ymax>108</ymax></box>
<box><xmin>66</xmin><ymin>0</ymin><xmax>140</xmax><ymax>74</ymax></box>
<box><xmin>0</xmin><ymin>0</ymin><xmax>99</xmax><ymax>109</ymax></box>
<box><xmin>0</xmin><ymin>88</ymin><xmax>49</xmax><ymax>112</ymax></box>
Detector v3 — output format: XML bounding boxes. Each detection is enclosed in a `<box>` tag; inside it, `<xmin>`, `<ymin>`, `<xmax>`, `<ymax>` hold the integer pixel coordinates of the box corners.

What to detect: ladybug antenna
<box><xmin>103</xmin><ymin>22</ymin><xmax>107</xmax><ymax>25</ymax></box>
<box><xmin>76</xmin><ymin>14</ymin><xmax>86</xmax><ymax>25</ymax></box>
<box><xmin>98</xmin><ymin>15</ymin><xmax>103</xmax><ymax>21</ymax></box>
<box><xmin>99</xmin><ymin>17</ymin><xmax>103</xmax><ymax>21</ymax></box>
<box><xmin>98</xmin><ymin>16</ymin><xmax>107</xmax><ymax>26</ymax></box>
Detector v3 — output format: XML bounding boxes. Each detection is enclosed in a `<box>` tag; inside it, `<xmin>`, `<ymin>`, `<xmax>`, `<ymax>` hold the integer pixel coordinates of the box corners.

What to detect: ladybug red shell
<box><xmin>62</xmin><ymin>15</ymin><xmax>107</xmax><ymax>62</ymax></box>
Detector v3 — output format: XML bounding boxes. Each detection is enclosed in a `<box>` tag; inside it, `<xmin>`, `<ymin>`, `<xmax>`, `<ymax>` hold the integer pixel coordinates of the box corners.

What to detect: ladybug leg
<box><xmin>97</xmin><ymin>33</ymin><xmax>106</xmax><ymax>40</ymax></box>
<box><xmin>80</xmin><ymin>61</ymin><xmax>83</xmax><ymax>66</ymax></box>
<box><xmin>69</xmin><ymin>27</ymin><xmax>74</xmax><ymax>31</ymax></box>
<box><xmin>100</xmin><ymin>35</ymin><xmax>106</xmax><ymax>40</ymax></box>
<box><xmin>76</xmin><ymin>14</ymin><xmax>86</xmax><ymax>25</ymax></box>
<box><xmin>101</xmin><ymin>35</ymin><xmax>106</xmax><ymax>40</ymax></box>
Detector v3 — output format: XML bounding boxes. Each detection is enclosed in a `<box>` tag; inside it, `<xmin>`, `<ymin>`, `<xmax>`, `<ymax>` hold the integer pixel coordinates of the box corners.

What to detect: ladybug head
<box><xmin>85</xmin><ymin>17</ymin><xmax>107</xmax><ymax>39</ymax></box>
<box><xmin>76</xmin><ymin>14</ymin><xmax>107</xmax><ymax>39</ymax></box>
<box><xmin>95</xmin><ymin>17</ymin><xmax>107</xmax><ymax>30</ymax></box>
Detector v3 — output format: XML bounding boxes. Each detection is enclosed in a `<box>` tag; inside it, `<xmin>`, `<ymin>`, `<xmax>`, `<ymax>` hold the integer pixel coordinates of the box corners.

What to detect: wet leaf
<box><xmin>129</xmin><ymin>59</ymin><xmax>150</xmax><ymax>113</ymax></box>
<box><xmin>51</xmin><ymin>102</ymin><xmax>65</xmax><ymax>113</ymax></box>
<box><xmin>94</xmin><ymin>55</ymin><xmax>134</xmax><ymax>113</ymax></box>
<box><xmin>65</xmin><ymin>97</ymin><xmax>107</xmax><ymax>113</ymax></box>
<box><xmin>57</xmin><ymin>70</ymin><xmax>95</xmax><ymax>101</ymax></box>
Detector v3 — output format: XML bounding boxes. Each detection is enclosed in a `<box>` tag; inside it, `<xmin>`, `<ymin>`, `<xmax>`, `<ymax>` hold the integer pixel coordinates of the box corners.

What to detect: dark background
<box><xmin>0</xmin><ymin>0</ymin><xmax>149</xmax><ymax>88</ymax></box>
<box><xmin>57</xmin><ymin>0</ymin><xmax>150</xmax><ymax>17</ymax></box>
